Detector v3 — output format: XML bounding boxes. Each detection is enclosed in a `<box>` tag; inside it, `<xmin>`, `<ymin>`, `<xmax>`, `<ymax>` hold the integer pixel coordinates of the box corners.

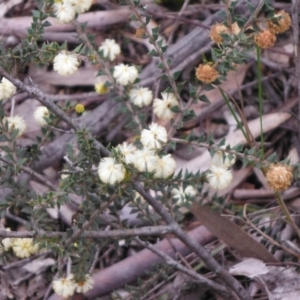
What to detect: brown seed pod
<box><xmin>135</xmin><ymin>27</ymin><xmax>147</xmax><ymax>38</ymax></box>
<box><xmin>267</xmin><ymin>10</ymin><xmax>291</xmax><ymax>34</ymax></box>
<box><xmin>195</xmin><ymin>64</ymin><xmax>219</xmax><ymax>84</ymax></box>
<box><xmin>254</xmin><ymin>30</ymin><xmax>276</xmax><ymax>49</ymax></box>
<box><xmin>209</xmin><ymin>23</ymin><xmax>230</xmax><ymax>44</ymax></box>
<box><xmin>265</xmin><ymin>164</ymin><xmax>293</xmax><ymax>191</ymax></box>
<box><xmin>230</xmin><ymin>22</ymin><xmax>241</xmax><ymax>35</ymax></box>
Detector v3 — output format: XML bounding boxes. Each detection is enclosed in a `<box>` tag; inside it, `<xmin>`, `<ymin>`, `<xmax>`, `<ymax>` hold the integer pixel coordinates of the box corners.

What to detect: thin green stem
<box><xmin>219</xmin><ymin>88</ymin><xmax>248</xmax><ymax>141</ymax></box>
<box><xmin>256</xmin><ymin>46</ymin><xmax>264</xmax><ymax>157</ymax></box>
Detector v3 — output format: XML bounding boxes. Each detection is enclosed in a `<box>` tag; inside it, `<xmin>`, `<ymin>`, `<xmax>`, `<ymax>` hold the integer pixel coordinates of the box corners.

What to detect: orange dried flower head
<box><xmin>135</xmin><ymin>27</ymin><xmax>146</xmax><ymax>38</ymax></box>
<box><xmin>254</xmin><ymin>30</ymin><xmax>276</xmax><ymax>49</ymax></box>
<box><xmin>195</xmin><ymin>64</ymin><xmax>218</xmax><ymax>84</ymax></box>
<box><xmin>209</xmin><ymin>23</ymin><xmax>229</xmax><ymax>44</ymax></box>
<box><xmin>230</xmin><ymin>22</ymin><xmax>241</xmax><ymax>35</ymax></box>
<box><xmin>268</xmin><ymin>10</ymin><xmax>291</xmax><ymax>34</ymax></box>
<box><xmin>266</xmin><ymin>164</ymin><xmax>293</xmax><ymax>191</ymax></box>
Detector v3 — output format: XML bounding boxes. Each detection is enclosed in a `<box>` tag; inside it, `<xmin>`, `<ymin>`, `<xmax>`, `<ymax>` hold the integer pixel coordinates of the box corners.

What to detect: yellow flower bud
<box><xmin>95</xmin><ymin>83</ymin><xmax>107</xmax><ymax>95</ymax></box>
<box><xmin>75</xmin><ymin>103</ymin><xmax>85</xmax><ymax>114</ymax></box>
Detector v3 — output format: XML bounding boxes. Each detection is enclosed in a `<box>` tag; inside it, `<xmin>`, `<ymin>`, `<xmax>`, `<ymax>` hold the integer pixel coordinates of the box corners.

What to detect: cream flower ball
<box><xmin>98</xmin><ymin>157</ymin><xmax>125</xmax><ymax>184</ymax></box>
<box><xmin>75</xmin><ymin>274</ymin><xmax>94</xmax><ymax>293</ymax></box>
<box><xmin>2</xmin><ymin>237</ymin><xmax>13</xmax><ymax>251</ymax></box>
<box><xmin>172</xmin><ymin>185</ymin><xmax>197</xmax><ymax>202</ymax></box>
<box><xmin>12</xmin><ymin>238</ymin><xmax>38</xmax><ymax>258</ymax></box>
<box><xmin>153</xmin><ymin>92</ymin><xmax>179</xmax><ymax>120</ymax></box>
<box><xmin>129</xmin><ymin>87</ymin><xmax>153</xmax><ymax>107</ymax></box>
<box><xmin>53</xmin><ymin>274</ymin><xmax>76</xmax><ymax>298</ymax></box>
<box><xmin>117</xmin><ymin>142</ymin><xmax>137</xmax><ymax>165</ymax></box>
<box><xmin>140</xmin><ymin>123</ymin><xmax>168</xmax><ymax>150</ymax></box>
<box><xmin>53</xmin><ymin>1</ymin><xmax>76</xmax><ymax>24</ymax></box>
<box><xmin>154</xmin><ymin>154</ymin><xmax>176</xmax><ymax>178</ymax></box>
<box><xmin>70</xmin><ymin>0</ymin><xmax>93</xmax><ymax>13</ymax></box>
<box><xmin>207</xmin><ymin>165</ymin><xmax>233</xmax><ymax>190</ymax></box>
<box><xmin>211</xmin><ymin>147</ymin><xmax>236</xmax><ymax>169</ymax></box>
<box><xmin>53</xmin><ymin>51</ymin><xmax>79</xmax><ymax>76</ymax></box>
<box><xmin>99</xmin><ymin>39</ymin><xmax>121</xmax><ymax>61</ymax></box>
<box><xmin>133</xmin><ymin>148</ymin><xmax>158</xmax><ymax>173</ymax></box>
<box><xmin>113</xmin><ymin>64</ymin><xmax>138</xmax><ymax>86</ymax></box>
<box><xmin>4</xmin><ymin>115</ymin><xmax>26</xmax><ymax>137</ymax></box>
<box><xmin>0</xmin><ymin>78</ymin><xmax>17</xmax><ymax>100</ymax></box>
<box><xmin>1</xmin><ymin>228</ymin><xmax>13</xmax><ymax>251</ymax></box>
<box><xmin>34</xmin><ymin>106</ymin><xmax>50</xmax><ymax>126</ymax></box>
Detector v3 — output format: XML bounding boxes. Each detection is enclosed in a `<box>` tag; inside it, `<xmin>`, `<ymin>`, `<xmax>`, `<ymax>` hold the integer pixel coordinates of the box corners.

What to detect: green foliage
<box><xmin>0</xmin><ymin>0</ymin><xmax>295</xmax><ymax>298</ymax></box>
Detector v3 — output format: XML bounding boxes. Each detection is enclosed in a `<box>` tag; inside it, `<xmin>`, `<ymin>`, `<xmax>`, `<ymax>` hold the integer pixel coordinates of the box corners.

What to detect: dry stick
<box><xmin>0</xmin><ymin>225</ymin><xmax>173</xmax><ymax>239</ymax></box>
<box><xmin>133</xmin><ymin>183</ymin><xmax>251</xmax><ymax>300</ymax></box>
<box><xmin>5</xmin><ymin>208</ymin><xmax>29</xmax><ymax>226</ymax></box>
<box><xmin>147</xmin><ymin>10</ymin><xmax>210</xmax><ymax>29</ymax></box>
<box><xmin>134</xmin><ymin>237</ymin><xmax>232</xmax><ymax>299</ymax></box>
<box><xmin>291</xmin><ymin>0</ymin><xmax>300</xmax><ymax>139</ymax></box>
<box><xmin>50</xmin><ymin>91</ymin><xmax>99</xmax><ymax>101</ymax></box>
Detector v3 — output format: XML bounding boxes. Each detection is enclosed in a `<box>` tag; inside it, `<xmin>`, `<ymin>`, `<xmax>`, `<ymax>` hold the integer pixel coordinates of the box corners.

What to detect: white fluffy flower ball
<box><xmin>140</xmin><ymin>123</ymin><xmax>168</xmax><ymax>150</ymax></box>
<box><xmin>207</xmin><ymin>165</ymin><xmax>233</xmax><ymax>190</ymax></box>
<box><xmin>99</xmin><ymin>39</ymin><xmax>121</xmax><ymax>61</ymax></box>
<box><xmin>133</xmin><ymin>148</ymin><xmax>158</xmax><ymax>173</ymax></box>
<box><xmin>98</xmin><ymin>157</ymin><xmax>125</xmax><ymax>184</ymax></box>
<box><xmin>153</xmin><ymin>92</ymin><xmax>179</xmax><ymax>120</ymax></box>
<box><xmin>4</xmin><ymin>115</ymin><xmax>26</xmax><ymax>137</ymax></box>
<box><xmin>211</xmin><ymin>147</ymin><xmax>236</xmax><ymax>168</ymax></box>
<box><xmin>34</xmin><ymin>106</ymin><xmax>50</xmax><ymax>126</ymax></box>
<box><xmin>129</xmin><ymin>87</ymin><xmax>153</xmax><ymax>107</ymax></box>
<box><xmin>154</xmin><ymin>154</ymin><xmax>176</xmax><ymax>178</ymax></box>
<box><xmin>53</xmin><ymin>1</ymin><xmax>76</xmax><ymax>24</ymax></box>
<box><xmin>53</xmin><ymin>51</ymin><xmax>79</xmax><ymax>76</ymax></box>
<box><xmin>117</xmin><ymin>142</ymin><xmax>137</xmax><ymax>165</ymax></box>
<box><xmin>75</xmin><ymin>274</ymin><xmax>94</xmax><ymax>293</ymax></box>
<box><xmin>0</xmin><ymin>78</ymin><xmax>16</xmax><ymax>100</ymax></box>
<box><xmin>53</xmin><ymin>274</ymin><xmax>76</xmax><ymax>298</ymax></box>
<box><xmin>70</xmin><ymin>0</ymin><xmax>93</xmax><ymax>13</ymax></box>
<box><xmin>113</xmin><ymin>64</ymin><xmax>138</xmax><ymax>86</ymax></box>
<box><xmin>172</xmin><ymin>185</ymin><xmax>197</xmax><ymax>202</ymax></box>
